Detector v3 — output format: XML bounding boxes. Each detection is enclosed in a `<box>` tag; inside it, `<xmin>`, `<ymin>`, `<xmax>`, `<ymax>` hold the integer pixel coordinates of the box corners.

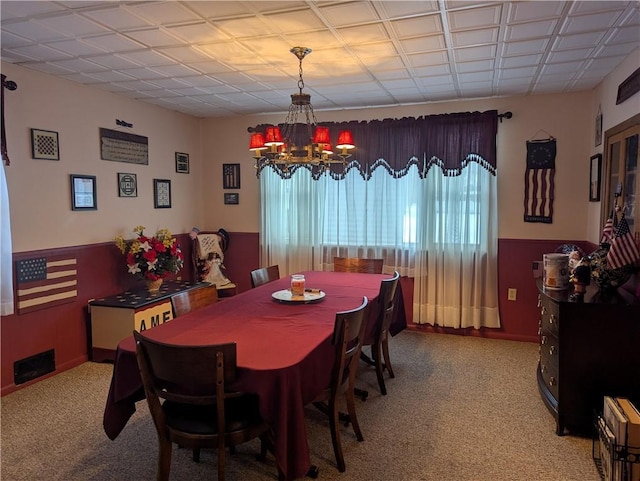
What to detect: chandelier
<box><xmin>249</xmin><ymin>47</ymin><xmax>355</xmax><ymax>170</ymax></box>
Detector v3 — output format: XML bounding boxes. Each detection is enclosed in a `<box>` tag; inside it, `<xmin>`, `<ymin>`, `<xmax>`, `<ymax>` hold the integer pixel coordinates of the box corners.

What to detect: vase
<box><xmin>146</xmin><ymin>278</ymin><xmax>163</xmax><ymax>293</ymax></box>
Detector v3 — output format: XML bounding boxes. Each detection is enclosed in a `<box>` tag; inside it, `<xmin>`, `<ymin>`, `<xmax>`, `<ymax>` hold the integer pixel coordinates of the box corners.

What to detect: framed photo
<box><xmin>595</xmin><ymin>107</ymin><xmax>602</xmax><ymax>147</ymax></box>
<box><xmin>223</xmin><ymin>163</ymin><xmax>241</xmax><ymax>189</ymax></box>
<box><xmin>224</xmin><ymin>192</ymin><xmax>239</xmax><ymax>205</ymax></box>
<box><xmin>154</xmin><ymin>179</ymin><xmax>171</xmax><ymax>208</ymax></box>
<box><xmin>117</xmin><ymin>173</ymin><xmax>137</xmax><ymax>197</ymax></box>
<box><xmin>31</xmin><ymin>128</ymin><xmax>59</xmax><ymax>160</ymax></box>
<box><xmin>175</xmin><ymin>152</ymin><xmax>189</xmax><ymax>173</ymax></box>
<box><xmin>590</xmin><ymin>154</ymin><xmax>602</xmax><ymax>202</ymax></box>
<box><xmin>70</xmin><ymin>174</ymin><xmax>97</xmax><ymax>210</ymax></box>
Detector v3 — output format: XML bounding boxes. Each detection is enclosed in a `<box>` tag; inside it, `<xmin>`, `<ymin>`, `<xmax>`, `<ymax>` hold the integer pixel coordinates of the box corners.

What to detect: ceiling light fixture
<box><xmin>249</xmin><ymin>47</ymin><xmax>355</xmax><ymax>170</ymax></box>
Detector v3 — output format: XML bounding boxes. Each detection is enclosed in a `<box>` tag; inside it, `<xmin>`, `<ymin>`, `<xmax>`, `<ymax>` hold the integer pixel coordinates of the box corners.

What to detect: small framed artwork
<box><xmin>118</xmin><ymin>173</ymin><xmax>137</xmax><ymax>197</ymax></box>
<box><xmin>590</xmin><ymin>154</ymin><xmax>602</xmax><ymax>202</ymax></box>
<box><xmin>154</xmin><ymin>179</ymin><xmax>171</xmax><ymax>208</ymax></box>
<box><xmin>70</xmin><ymin>174</ymin><xmax>97</xmax><ymax>210</ymax></box>
<box><xmin>224</xmin><ymin>193</ymin><xmax>239</xmax><ymax>205</ymax></box>
<box><xmin>31</xmin><ymin>128</ymin><xmax>59</xmax><ymax>160</ymax></box>
<box><xmin>223</xmin><ymin>163</ymin><xmax>241</xmax><ymax>189</ymax></box>
<box><xmin>175</xmin><ymin>152</ymin><xmax>189</xmax><ymax>173</ymax></box>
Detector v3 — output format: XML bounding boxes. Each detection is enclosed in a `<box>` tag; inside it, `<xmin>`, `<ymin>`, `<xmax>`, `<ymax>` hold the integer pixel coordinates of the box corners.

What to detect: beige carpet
<box><xmin>1</xmin><ymin>331</ymin><xmax>600</xmax><ymax>481</ymax></box>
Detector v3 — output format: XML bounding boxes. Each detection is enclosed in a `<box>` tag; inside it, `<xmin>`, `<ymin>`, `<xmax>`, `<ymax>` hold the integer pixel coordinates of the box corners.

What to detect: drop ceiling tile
<box><xmin>451</xmin><ymin>27</ymin><xmax>499</xmax><ymax>47</ymax></box>
<box><xmin>561</xmin><ymin>10</ymin><xmax>625</xmax><ymax>34</ymax></box>
<box><xmin>114</xmin><ymin>79</ymin><xmax>163</xmax><ymax>91</ymax></box>
<box><xmin>165</xmin><ymin>22</ymin><xmax>231</xmax><ymax>44</ymax></box>
<box><xmin>568</xmin><ymin>1</ymin><xmax>630</xmax><ymax>16</ymax></box>
<box><xmin>593</xmin><ymin>42</ymin><xmax>639</xmax><ymax>58</ymax></box>
<box><xmin>498</xmin><ymin>66</ymin><xmax>539</xmax><ymax>79</ymax></box>
<box><xmin>47</xmin><ymin>39</ymin><xmax>109</xmax><ymax>57</ymax></box>
<box><xmin>117</xmin><ymin>50</ymin><xmax>176</xmax><ymax>67</ymax></box>
<box><xmin>81</xmin><ymin>33</ymin><xmax>146</xmax><ymax>52</ymax></box>
<box><xmin>127</xmin><ymin>2</ymin><xmax>203</xmax><ymax>24</ymax></box>
<box><xmin>390</xmin><ymin>15</ymin><xmax>443</xmax><ymax>38</ymax></box>
<box><xmin>350</xmin><ymin>41</ymin><xmax>398</xmax><ymax>58</ymax></box>
<box><xmin>6</xmin><ymin>44</ymin><xmax>73</xmax><ymax>62</ymax></box>
<box><xmin>318</xmin><ymin>2</ymin><xmax>381</xmax><ymax>27</ymax></box>
<box><xmin>456</xmin><ymin>59</ymin><xmax>495</xmax><ymax>73</ymax></box>
<box><xmin>117</xmin><ymin>67</ymin><xmax>168</xmax><ymax>80</ymax></box>
<box><xmin>499</xmin><ymin>53</ymin><xmax>543</xmax><ymax>68</ymax></box>
<box><xmin>553</xmin><ymin>31</ymin><xmax>607</xmax><ymax>50</ymax></box>
<box><xmin>156</xmin><ymin>46</ymin><xmax>218</xmax><ymax>64</ymax></box>
<box><xmin>82</xmin><ymin>5</ymin><xmax>155</xmax><ymax>30</ymax></box>
<box><xmin>412</xmin><ymin>64</ymin><xmax>452</xmax><ymax>77</ymax></box>
<box><xmin>541</xmin><ymin>60</ymin><xmax>585</xmax><ymax>74</ymax></box>
<box><xmin>37</xmin><ymin>13</ymin><xmax>109</xmax><ymax>37</ymax></box>
<box><xmin>504</xmin><ymin>20</ymin><xmax>558</xmax><ymax>41</ymax></box>
<box><xmin>1</xmin><ymin>19</ymin><xmax>70</xmax><ymax>42</ymax></box>
<box><xmin>407</xmin><ymin>51</ymin><xmax>449</xmax><ymax>68</ymax></box>
<box><xmin>399</xmin><ymin>34</ymin><xmax>447</xmax><ymax>54</ymax></box>
<box><xmin>0</xmin><ymin>1</ymin><xmax>66</xmax><ymax>19</ymax></box>
<box><xmin>86</xmin><ymin>54</ymin><xmax>141</xmax><ymax>69</ymax></box>
<box><xmin>380</xmin><ymin>1</ymin><xmax>439</xmax><ymax>18</ymax></box>
<box><xmin>606</xmin><ymin>25</ymin><xmax>640</xmax><ymax>44</ymax></box>
<box><xmin>52</xmin><ymin>58</ymin><xmax>108</xmax><ymax>72</ymax></box>
<box><xmin>502</xmin><ymin>38</ymin><xmax>550</xmax><ymax>56</ymax></box>
<box><xmin>337</xmin><ymin>24</ymin><xmax>390</xmax><ymax>44</ymax></box>
<box><xmin>259</xmin><ymin>9</ymin><xmax>327</xmax><ymax>33</ymax></box>
<box><xmin>83</xmin><ymin>70</ymin><xmax>137</xmax><ymax>82</ymax></box>
<box><xmin>147</xmin><ymin>64</ymin><xmax>202</xmax><ymax>77</ymax></box>
<box><xmin>546</xmin><ymin>48</ymin><xmax>594</xmax><ymax>63</ymax></box>
<box><xmin>507</xmin><ymin>1</ymin><xmax>565</xmax><ymax>23</ymax></box>
<box><xmin>123</xmin><ymin>28</ymin><xmax>187</xmax><ymax>48</ymax></box>
<box><xmin>447</xmin><ymin>5</ymin><xmax>502</xmax><ymax>31</ymax></box>
<box><xmin>453</xmin><ymin>44</ymin><xmax>497</xmax><ymax>62</ymax></box>
<box><xmin>0</xmin><ymin>30</ymin><xmax>32</xmax><ymax>49</ymax></box>
<box><xmin>22</xmin><ymin>62</ymin><xmax>78</xmax><ymax>75</ymax></box>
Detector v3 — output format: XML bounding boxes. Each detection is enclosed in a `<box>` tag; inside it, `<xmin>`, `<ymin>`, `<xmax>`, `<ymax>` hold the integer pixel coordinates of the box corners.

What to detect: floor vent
<box><xmin>14</xmin><ymin>349</ymin><xmax>55</xmax><ymax>385</ymax></box>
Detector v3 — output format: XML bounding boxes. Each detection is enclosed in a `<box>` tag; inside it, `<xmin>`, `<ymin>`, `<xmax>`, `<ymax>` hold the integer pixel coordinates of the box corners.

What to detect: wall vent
<box><xmin>14</xmin><ymin>349</ymin><xmax>55</xmax><ymax>385</ymax></box>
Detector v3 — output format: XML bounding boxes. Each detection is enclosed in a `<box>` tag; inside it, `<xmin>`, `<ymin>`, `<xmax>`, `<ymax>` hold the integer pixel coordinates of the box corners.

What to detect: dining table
<box><xmin>102</xmin><ymin>270</ymin><xmax>406</xmax><ymax>481</ymax></box>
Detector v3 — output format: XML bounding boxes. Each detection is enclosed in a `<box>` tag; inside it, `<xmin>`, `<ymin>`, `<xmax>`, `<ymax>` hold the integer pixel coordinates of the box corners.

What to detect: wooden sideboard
<box><xmin>536</xmin><ymin>278</ymin><xmax>640</xmax><ymax>435</ymax></box>
<box><xmin>88</xmin><ymin>281</ymin><xmax>217</xmax><ymax>362</ymax></box>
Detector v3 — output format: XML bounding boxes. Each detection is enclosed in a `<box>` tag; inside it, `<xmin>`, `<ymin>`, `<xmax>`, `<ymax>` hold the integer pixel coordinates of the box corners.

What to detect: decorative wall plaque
<box><xmin>100</xmin><ymin>128</ymin><xmax>148</xmax><ymax>164</ymax></box>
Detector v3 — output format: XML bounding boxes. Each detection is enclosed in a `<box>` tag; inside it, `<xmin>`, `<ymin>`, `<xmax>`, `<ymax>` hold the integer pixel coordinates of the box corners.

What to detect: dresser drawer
<box><xmin>539</xmin><ymin>357</ymin><xmax>559</xmax><ymax>400</ymax></box>
<box><xmin>538</xmin><ymin>295</ymin><xmax>559</xmax><ymax>336</ymax></box>
<box><xmin>539</xmin><ymin>333</ymin><xmax>559</xmax><ymax>370</ymax></box>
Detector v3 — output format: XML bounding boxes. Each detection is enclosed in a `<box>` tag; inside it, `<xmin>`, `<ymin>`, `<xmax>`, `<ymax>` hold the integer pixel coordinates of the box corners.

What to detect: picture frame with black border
<box><xmin>70</xmin><ymin>174</ymin><xmax>97</xmax><ymax>210</ymax></box>
<box><xmin>118</xmin><ymin>172</ymin><xmax>137</xmax><ymax>197</ymax></box>
<box><xmin>590</xmin><ymin>153</ymin><xmax>602</xmax><ymax>202</ymax></box>
<box><xmin>31</xmin><ymin>128</ymin><xmax>59</xmax><ymax>160</ymax></box>
<box><xmin>223</xmin><ymin>163</ymin><xmax>241</xmax><ymax>189</ymax></box>
<box><xmin>224</xmin><ymin>192</ymin><xmax>239</xmax><ymax>205</ymax></box>
<box><xmin>595</xmin><ymin>107</ymin><xmax>602</xmax><ymax>147</ymax></box>
<box><xmin>154</xmin><ymin>179</ymin><xmax>171</xmax><ymax>208</ymax></box>
<box><xmin>175</xmin><ymin>152</ymin><xmax>189</xmax><ymax>173</ymax></box>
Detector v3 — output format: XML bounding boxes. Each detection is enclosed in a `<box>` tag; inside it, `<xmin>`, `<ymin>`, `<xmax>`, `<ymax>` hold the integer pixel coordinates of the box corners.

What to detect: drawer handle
<box><xmin>549</xmin><ymin>314</ymin><xmax>556</xmax><ymax>324</ymax></box>
<box><xmin>538</xmin><ymin>327</ymin><xmax>542</xmax><ymax>336</ymax></box>
<box><xmin>541</xmin><ymin>335</ymin><xmax>547</xmax><ymax>345</ymax></box>
<box><xmin>541</xmin><ymin>364</ymin><xmax>548</xmax><ymax>374</ymax></box>
<box><xmin>541</xmin><ymin>306</ymin><xmax>547</xmax><ymax>315</ymax></box>
<box><xmin>549</xmin><ymin>377</ymin><xmax>557</xmax><ymax>387</ymax></box>
<box><xmin>549</xmin><ymin>346</ymin><xmax>557</xmax><ymax>356</ymax></box>
<box><xmin>537</xmin><ymin>295</ymin><xmax>541</xmax><ymax>308</ymax></box>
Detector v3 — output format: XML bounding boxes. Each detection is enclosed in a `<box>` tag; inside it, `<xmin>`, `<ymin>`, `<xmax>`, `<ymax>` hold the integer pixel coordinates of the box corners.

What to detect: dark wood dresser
<box><xmin>536</xmin><ymin>278</ymin><xmax>640</xmax><ymax>435</ymax></box>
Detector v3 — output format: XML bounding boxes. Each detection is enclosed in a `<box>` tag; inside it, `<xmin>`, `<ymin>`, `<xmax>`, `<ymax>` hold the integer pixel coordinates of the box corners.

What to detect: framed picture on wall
<box><xmin>154</xmin><ymin>179</ymin><xmax>171</xmax><ymax>208</ymax></box>
<box><xmin>70</xmin><ymin>174</ymin><xmax>97</xmax><ymax>210</ymax></box>
<box><xmin>590</xmin><ymin>154</ymin><xmax>602</xmax><ymax>202</ymax></box>
<box><xmin>224</xmin><ymin>192</ymin><xmax>239</xmax><ymax>205</ymax></box>
<box><xmin>31</xmin><ymin>128</ymin><xmax>59</xmax><ymax>160</ymax></box>
<box><xmin>118</xmin><ymin>173</ymin><xmax>137</xmax><ymax>197</ymax></box>
<box><xmin>223</xmin><ymin>163</ymin><xmax>241</xmax><ymax>189</ymax></box>
<box><xmin>175</xmin><ymin>152</ymin><xmax>189</xmax><ymax>173</ymax></box>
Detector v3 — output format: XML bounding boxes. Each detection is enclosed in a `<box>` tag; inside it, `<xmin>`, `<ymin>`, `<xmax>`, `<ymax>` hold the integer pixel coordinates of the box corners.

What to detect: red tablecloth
<box><xmin>103</xmin><ymin>271</ymin><xmax>405</xmax><ymax>480</ymax></box>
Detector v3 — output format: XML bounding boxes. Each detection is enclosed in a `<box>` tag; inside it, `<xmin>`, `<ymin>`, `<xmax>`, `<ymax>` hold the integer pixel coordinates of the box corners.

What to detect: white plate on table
<box><xmin>271</xmin><ymin>289</ymin><xmax>326</xmax><ymax>304</ymax></box>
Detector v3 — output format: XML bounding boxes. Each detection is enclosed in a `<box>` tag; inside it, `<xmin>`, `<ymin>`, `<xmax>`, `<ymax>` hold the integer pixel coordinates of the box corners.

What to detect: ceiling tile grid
<box><xmin>1</xmin><ymin>0</ymin><xmax>638</xmax><ymax>118</ymax></box>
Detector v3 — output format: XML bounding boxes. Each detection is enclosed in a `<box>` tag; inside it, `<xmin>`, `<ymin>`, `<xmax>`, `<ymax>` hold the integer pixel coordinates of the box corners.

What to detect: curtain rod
<box><xmin>498</xmin><ymin>111</ymin><xmax>513</xmax><ymax>123</ymax></box>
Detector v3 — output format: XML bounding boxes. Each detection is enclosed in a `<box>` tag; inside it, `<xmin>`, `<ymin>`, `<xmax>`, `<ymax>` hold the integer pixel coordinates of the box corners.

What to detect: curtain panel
<box><xmin>255</xmin><ymin>110</ymin><xmax>497</xmax><ymax>180</ymax></box>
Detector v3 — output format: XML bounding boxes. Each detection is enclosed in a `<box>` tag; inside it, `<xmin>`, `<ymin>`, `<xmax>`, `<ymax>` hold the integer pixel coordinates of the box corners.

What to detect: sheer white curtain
<box><xmin>1</xmin><ymin>159</ymin><xmax>14</xmax><ymax>316</ymax></box>
<box><xmin>260</xmin><ymin>159</ymin><xmax>499</xmax><ymax>330</ymax></box>
<box><xmin>413</xmin><ymin>161</ymin><xmax>499</xmax><ymax>328</ymax></box>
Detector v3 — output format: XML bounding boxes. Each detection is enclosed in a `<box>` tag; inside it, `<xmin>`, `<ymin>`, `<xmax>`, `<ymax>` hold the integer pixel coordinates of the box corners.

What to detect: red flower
<box><xmin>143</xmin><ymin>249</ymin><xmax>157</xmax><ymax>262</ymax></box>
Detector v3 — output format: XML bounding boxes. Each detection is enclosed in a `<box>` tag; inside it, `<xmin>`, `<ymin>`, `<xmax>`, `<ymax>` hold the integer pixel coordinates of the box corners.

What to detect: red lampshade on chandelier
<box><xmin>249</xmin><ymin>47</ymin><xmax>355</xmax><ymax>169</ymax></box>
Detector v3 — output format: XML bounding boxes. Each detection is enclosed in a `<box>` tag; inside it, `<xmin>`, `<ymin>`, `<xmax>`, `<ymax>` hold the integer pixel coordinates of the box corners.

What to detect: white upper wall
<box><xmin>3</xmin><ymin>48</ymin><xmax>638</xmax><ymax>252</ymax></box>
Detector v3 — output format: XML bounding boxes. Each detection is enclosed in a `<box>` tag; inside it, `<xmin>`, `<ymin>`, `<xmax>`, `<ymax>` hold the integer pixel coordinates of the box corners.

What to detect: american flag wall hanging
<box><xmin>15</xmin><ymin>255</ymin><xmax>77</xmax><ymax>314</ymax></box>
<box><xmin>524</xmin><ymin>138</ymin><xmax>556</xmax><ymax>223</ymax></box>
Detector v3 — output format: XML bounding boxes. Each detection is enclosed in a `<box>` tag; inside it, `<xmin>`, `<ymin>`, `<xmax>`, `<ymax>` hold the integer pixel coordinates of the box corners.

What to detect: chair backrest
<box><xmin>333</xmin><ymin>257</ymin><xmax>383</xmax><ymax>274</ymax></box>
<box><xmin>331</xmin><ymin>297</ymin><xmax>369</xmax><ymax>394</ymax></box>
<box><xmin>250</xmin><ymin>265</ymin><xmax>280</xmax><ymax>288</ymax></box>
<box><xmin>134</xmin><ymin>330</ymin><xmax>237</xmax><ymax>406</ymax></box>
<box><xmin>171</xmin><ymin>286</ymin><xmax>218</xmax><ymax>318</ymax></box>
<box><xmin>377</xmin><ymin>272</ymin><xmax>400</xmax><ymax>340</ymax></box>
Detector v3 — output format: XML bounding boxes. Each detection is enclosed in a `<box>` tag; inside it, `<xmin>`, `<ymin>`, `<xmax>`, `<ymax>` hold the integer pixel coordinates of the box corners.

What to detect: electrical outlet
<box><xmin>507</xmin><ymin>288</ymin><xmax>517</xmax><ymax>301</ymax></box>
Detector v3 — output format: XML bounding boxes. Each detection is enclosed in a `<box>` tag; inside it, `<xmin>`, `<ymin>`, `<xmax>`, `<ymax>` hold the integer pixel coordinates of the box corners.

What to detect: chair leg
<box><xmin>328</xmin><ymin>397</ymin><xmax>345</xmax><ymax>472</ymax></box>
<box><xmin>192</xmin><ymin>448</ymin><xmax>200</xmax><ymax>462</ymax></box>
<box><xmin>157</xmin><ymin>439</ymin><xmax>172</xmax><ymax>481</ymax></box>
<box><xmin>373</xmin><ymin>342</ymin><xmax>387</xmax><ymax>396</ymax></box>
<box><xmin>382</xmin><ymin>337</ymin><xmax>395</xmax><ymax>378</ymax></box>
<box><xmin>217</xmin><ymin>442</ymin><xmax>226</xmax><ymax>481</ymax></box>
<box><xmin>345</xmin><ymin>386</ymin><xmax>363</xmax><ymax>443</ymax></box>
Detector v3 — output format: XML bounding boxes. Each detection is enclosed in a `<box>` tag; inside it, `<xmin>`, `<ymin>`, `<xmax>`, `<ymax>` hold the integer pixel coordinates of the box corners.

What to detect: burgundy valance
<box><xmin>255</xmin><ymin>110</ymin><xmax>498</xmax><ymax>180</ymax></box>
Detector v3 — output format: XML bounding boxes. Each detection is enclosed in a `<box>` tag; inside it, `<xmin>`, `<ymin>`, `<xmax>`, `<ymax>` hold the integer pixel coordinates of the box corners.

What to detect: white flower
<box><xmin>127</xmin><ymin>263</ymin><xmax>141</xmax><ymax>275</ymax></box>
<box><xmin>139</xmin><ymin>240</ymin><xmax>152</xmax><ymax>252</ymax></box>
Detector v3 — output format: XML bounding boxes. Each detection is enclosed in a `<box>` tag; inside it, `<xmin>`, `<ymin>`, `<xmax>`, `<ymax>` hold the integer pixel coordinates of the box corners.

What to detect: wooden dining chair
<box><xmin>361</xmin><ymin>271</ymin><xmax>400</xmax><ymax>396</ymax></box>
<box><xmin>333</xmin><ymin>257</ymin><xmax>383</xmax><ymax>274</ymax></box>
<box><xmin>170</xmin><ymin>285</ymin><xmax>218</xmax><ymax>318</ymax></box>
<box><xmin>133</xmin><ymin>331</ymin><xmax>273</xmax><ymax>481</ymax></box>
<box><xmin>250</xmin><ymin>265</ymin><xmax>280</xmax><ymax>288</ymax></box>
<box><xmin>311</xmin><ymin>296</ymin><xmax>369</xmax><ymax>473</ymax></box>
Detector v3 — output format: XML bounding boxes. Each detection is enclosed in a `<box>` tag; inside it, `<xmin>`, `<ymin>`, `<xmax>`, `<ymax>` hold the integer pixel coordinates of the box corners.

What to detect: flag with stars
<box><xmin>15</xmin><ymin>255</ymin><xmax>77</xmax><ymax>314</ymax></box>
<box><xmin>606</xmin><ymin>216</ymin><xmax>640</xmax><ymax>270</ymax></box>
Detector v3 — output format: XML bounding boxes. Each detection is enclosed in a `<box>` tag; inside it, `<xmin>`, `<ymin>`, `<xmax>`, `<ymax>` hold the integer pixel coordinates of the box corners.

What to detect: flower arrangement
<box><xmin>115</xmin><ymin>226</ymin><xmax>184</xmax><ymax>280</ymax></box>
